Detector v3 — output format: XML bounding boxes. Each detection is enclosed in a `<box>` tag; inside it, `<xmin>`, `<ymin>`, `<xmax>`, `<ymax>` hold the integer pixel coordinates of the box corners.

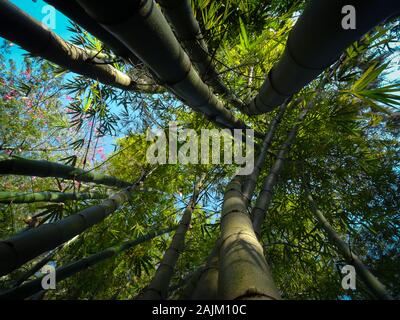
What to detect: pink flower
<box><xmin>96</xmin><ymin>147</ymin><xmax>105</xmax><ymax>155</ymax></box>
<box><xmin>65</xmin><ymin>95</ymin><xmax>73</xmax><ymax>101</ymax></box>
<box><xmin>101</xmin><ymin>154</ymin><xmax>107</xmax><ymax>161</ymax></box>
<box><xmin>23</xmin><ymin>69</ymin><xmax>31</xmax><ymax>79</ymax></box>
<box><xmin>4</xmin><ymin>149</ymin><xmax>12</xmax><ymax>155</ymax></box>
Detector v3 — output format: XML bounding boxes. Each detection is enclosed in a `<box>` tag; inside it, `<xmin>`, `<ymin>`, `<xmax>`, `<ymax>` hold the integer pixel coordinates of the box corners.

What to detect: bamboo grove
<box><xmin>0</xmin><ymin>0</ymin><xmax>399</xmax><ymax>300</ymax></box>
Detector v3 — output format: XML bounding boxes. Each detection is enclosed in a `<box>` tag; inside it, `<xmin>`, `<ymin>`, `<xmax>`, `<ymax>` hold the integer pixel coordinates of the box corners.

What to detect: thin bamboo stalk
<box><xmin>242</xmin><ymin>101</ymin><xmax>289</xmax><ymax>203</ymax></box>
<box><xmin>0</xmin><ymin>226</ymin><xmax>176</xmax><ymax>299</ymax></box>
<box><xmin>0</xmin><ymin>191</ymin><xmax>106</xmax><ymax>204</ymax></box>
<box><xmin>136</xmin><ymin>175</ymin><xmax>205</xmax><ymax>299</ymax></box>
<box><xmin>0</xmin><ymin>173</ymin><xmax>146</xmax><ymax>276</ymax></box>
<box><xmin>252</xmin><ymin>103</ymin><xmax>312</xmax><ymax>237</ymax></box>
<box><xmin>0</xmin><ymin>155</ymin><xmax>131</xmax><ymax>188</ymax></box>
<box><xmin>307</xmin><ymin>194</ymin><xmax>393</xmax><ymax>300</ymax></box>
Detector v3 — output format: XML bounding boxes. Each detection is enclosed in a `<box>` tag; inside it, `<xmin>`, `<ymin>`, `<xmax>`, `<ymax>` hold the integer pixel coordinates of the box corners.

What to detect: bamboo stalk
<box><xmin>307</xmin><ymin>194</ymin><xmax>393</xmax><ymax>300</ymax></box>
<box><xmin>0</xmin><ymin>173</ymin><xmax>146</xmax><ymax>276</ymax></box>
<box><xmin>252</xmin><ymin>103</ymin><xmax>312</xmax><ymax>237</ymax></box>
<box><xmin>136</xmin><ymin>175</ymin><xmax>205</xmax><ymax>299</ymax></box>
<box><xmin>157</xmin><ymin>0</ymin><xmax>244</xmax><ymax>109</ymax></box>
<box><xmin>43</xmin><ymin>0</ymin><xmax>138</xmax><ymax>62</ymax></box>
<box><xmin>0</xmin><ymin>191</ymin><xmax>106</xmax><ymax>204</ymax></box>
<box><xmin>0</xmin><ymin>226</ymin><xmax>176</xmax><ymax>299</ymax></box>
<box><xmin>242</xmin><ymin>101</ymin><xmax>289</xmax><ymax>203</ymax></box>
<box><xmin>190</xmin><ymin>242</ymin><xmax>220</xmax><ymax>300</ymax></box>
<box><xmin>187</xmin><ymin>108</ymin><xmax>288</xmax><ymax>299</ymax></box>
<box><xmin>76</xmin><ymin>0</ymin><xmax>250</xmax><ymax>133</ymax></box>
<box><xmin>0</xmin><ymin>0</ymin><xmax>163</xmax><ymax>93</ymax></box>
<box><xmin>218</xmin><ymin>176</ymin><xmax>280</xmax><ymax>300</ymax></box>
<box><xmin>0</xmin><ymin>155</ymin><xmax>131</xmax><ymax>188</ymax></box>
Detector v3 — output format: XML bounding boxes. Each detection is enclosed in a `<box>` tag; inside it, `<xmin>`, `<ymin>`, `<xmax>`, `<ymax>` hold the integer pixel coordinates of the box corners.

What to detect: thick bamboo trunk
<box><xmin>0</xmin><ymin>226</ymin><xmax>176</xmax><ymax>299</ymax></box>
<box><xmin>252</xmin><ymin>104</ymin><xmax>312</xmax><ymax>237</ymax></box>
<box><xmin>246</xmin><ymin>0</ymin><xmax>400</xmax><ymax>114</ymax></box>
<box><xmin>136</xmin><ymin>175</ymin><xmax>205</xmax><ymax>299</ymax></box>
<box><xmin>0</xmin><ymin>174</ymin><xmax>146</xmax><ymax>276</ymax></box>
<box><xmin>43</xmin><ymin>0</ymin><xmax>138</xmax><ymax>62</ymax></box>
<box><xmin>218</xmin><ymin>176</ymin><xmax>280</xmax><ymax>300</ymax></box>
<box><xmin>0</xmin><ymin>0</ymin><xmax>162</xmax><ymax>93</ymax></box>
<box><xmin>176</xmin><ymin>266</ymin><xmax>205</xmax><ymax>299</ymax></box>
<box><xmin>76</xmin><ymin>0</ymin><xmax>249</xmax><ymax>132</ymax></box>
<box><xmin>190</xmin><ymin>242</ymin><xmax>220</xmax><ymax>300</ymax></box>
<box><xmin>0</xmin><ymin>155</ymin><xmax>131</xmax><ymax>188</ymax></box>
<box><xmin>0</xmin><ymin>191</ymin><xmax>106</xmax><ymax>204</ymax></box>
<box><xmin>188</xmin><ymin>109</ymin><xmax>288</xmax><ymax>299</ymax></box>
<box><xmin>157</xmin><ymin>0</ymin><xmax>244</xmax><ymax>109</ymax></box>
<box><xmin>307</xmin><ymin>194</ymin><xmax>393</xmax><ymax>300</ymax></box>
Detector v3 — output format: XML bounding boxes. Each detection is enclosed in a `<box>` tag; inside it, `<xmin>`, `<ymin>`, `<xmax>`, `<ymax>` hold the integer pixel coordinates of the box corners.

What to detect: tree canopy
<box><xmin>0</xmin><ymin>0</ymin><xmax>399</xmax><ymax>300</ymax></box>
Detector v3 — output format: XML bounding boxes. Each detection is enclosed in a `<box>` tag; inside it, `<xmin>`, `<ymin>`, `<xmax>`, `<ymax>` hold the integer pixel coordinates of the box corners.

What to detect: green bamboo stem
<box><xmin>190</xmin><ymin>241</ymin><xmax>220</xmax><ymax>300</ymax></box>
<box><xmin>157</xmin><ymin>0</ymin><xmax>244</xmax><ymax>109</ymax></box>
<box><xmin>136</xmin><ymin>175</ymin><xmax>205</xmax><ymax>299</ymax></box>
<box><xmin>307</xmin><ymin>194</ymin><xmax>393</xmax><ymax>300</ymax></box>
<box><xmin>218</xmin><ymin>176</ymin><xmax>280</xmax><ymax>300</ymax></box>
<box><xmin>252</xmin><ymin>103</ymin><xmax>313</xmax><ymax>238</ymax></box>
<box><xmin>0</xmin><ymin>155</ymin><xmax>131</xmax><ymax>188</ymax></box>
<box><xmin>76</xmin><ymin>0</ymin><xmax>250</xmax><ymax>133</ymax></box>
<box><xmin>0</xmin><ymin>174</ymin><xmax>146</xmax><ymax>276</ymax></box>
<box><xmin>0</xmin><ymin>226</ymin><xmax>176</xmax><ymax>299</ymax></box>
<box><xmin>242</xmin><ymin>101</ymin><xmax>289</xmax><ymax>203</ymax></box>
<box><xmin>0</xmin><ymin>191</ymin><xmax>106</xmax><ymax>204</ymax></box>
<box><xmin>0</xmin><ymin>0</ymin><xmax>163</xmax><ymax>93</ymax></box>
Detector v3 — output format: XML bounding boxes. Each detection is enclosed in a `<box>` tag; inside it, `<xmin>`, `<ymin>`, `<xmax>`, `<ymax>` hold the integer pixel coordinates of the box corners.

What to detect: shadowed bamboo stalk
<box><xmin>0</xmin><ymin>226</ymin><xmax>176</xmax><ymax>299</ymax></box>
<box><xmin>136</xmin><ymin>175</ymin><xmax>205</xmax><ymax>299</ymax></box>
<box><xmin>0</xmin><ymin>0</ymin><xmax>163</xmax><ymax>93</ymax></box>
<box><xmin>157</xmin><ymin>0</ymin><xmax>244</xmax><ymax>110</ymax></box>
<box><xmin>189</xmin><ymin>241</ymin><xmax>220</xmax><ymax>300</ymax></box>
<box><xmin>307</xmin><ymin>194</ymin><xmax>393</xmax><ymax>300</ymax></box>
<box><xmin>0</xmin><ymin>155</ymin><xmax>131</xmax><ymax>188</ymax></box>
<box><xmin>252</xmin><ymin>102</ymin><xmax>313</xmax><ymax>238</ymax></box>
<box><xmin>0</xmin><ymin>191</ymin><xmax>106</xmax><ymax>204</ymax></box>
<box><xmin>218</xmin><ymin>176</ymin><xmax>280</xmax><ymax>300</ymax></box>
<box><xmin>76</xmin><ymin>0</ymin><xmax>251</xmax><ymax>133</ymax></box>
<box><xmin>0</xmin><ymin>172</ymin><xmax>147</xmax><ymax>276</ymax></box>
